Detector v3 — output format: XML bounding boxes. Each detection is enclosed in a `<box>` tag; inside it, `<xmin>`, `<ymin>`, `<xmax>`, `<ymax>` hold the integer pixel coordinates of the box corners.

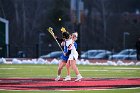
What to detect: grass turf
<box><xmin>0</xmin><ymin>64</ymin><xmax>140</xmax><ymax>93</ymax></box>
<box><xmin>0</xmin><ymin>64</ymin><xmax>140</xmax><ymax>78</ymax></box>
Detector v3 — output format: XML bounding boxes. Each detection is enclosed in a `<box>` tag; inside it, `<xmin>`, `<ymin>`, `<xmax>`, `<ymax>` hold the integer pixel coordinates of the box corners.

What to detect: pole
<box><xmin>76</xmin><ymin>0</ymin><xmax>81</xmax><ymax>57</ymax></box>
<box><xmin>38</xmin><ymin>33</ymin><xmax>45</xmax><ymax>56</ymax></box>
<box><xmin>123</xmin><ymin>32</ymin><xmax>130</xmax><ymax>49</ymax></box>
<box><xmin>123</xmin><ymin>33</ymin><xmax>126</xmax><ymax>49</ymax></box>
<box><xmin>101</xmin><ymin>0</ymin><xmax>107</xmax><ymax>47</ymax></box>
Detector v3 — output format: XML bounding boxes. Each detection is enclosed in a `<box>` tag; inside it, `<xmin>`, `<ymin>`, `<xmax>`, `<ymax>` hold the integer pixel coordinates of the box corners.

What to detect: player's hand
<box><xmin>61</xmin><ymin>41</ymin><xmax>65</xmax><ymax>46</ymax></box>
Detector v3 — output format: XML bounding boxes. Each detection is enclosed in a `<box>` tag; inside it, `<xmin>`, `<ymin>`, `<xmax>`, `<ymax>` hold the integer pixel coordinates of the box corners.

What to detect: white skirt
<box><xmin>68</xmin><ymin>51</ymin><xmax>78</xmax><ymax>60</ymax></box>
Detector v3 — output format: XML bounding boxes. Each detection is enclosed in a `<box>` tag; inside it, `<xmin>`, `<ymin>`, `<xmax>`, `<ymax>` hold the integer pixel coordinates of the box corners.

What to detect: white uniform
<box><xmin>66</xmin><ymin>39</ymin><xmax>78</xmax><ymax>60</ymax></box>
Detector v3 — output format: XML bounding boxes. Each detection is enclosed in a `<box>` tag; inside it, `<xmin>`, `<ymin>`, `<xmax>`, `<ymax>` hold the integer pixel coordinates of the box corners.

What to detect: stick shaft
<box><xmin>54</xmin><ymin>38</ymin><xmax>64</xmax><ymax>53</ymax></box>
<box><xmin>48</xmin><ymin>27</ymin><xmax>64</xmax><ymax>53</ymax></box>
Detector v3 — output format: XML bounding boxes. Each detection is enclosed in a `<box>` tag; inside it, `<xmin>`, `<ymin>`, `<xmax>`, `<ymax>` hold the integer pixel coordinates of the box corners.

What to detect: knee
<box><xmin>66</xmin><ymin>64</ymin><xmax>70</xmax><ymax>68</ymax></box>
<box><xmin>58</xmin><ymin>66</ymin><xmax>63</xmax><ymax>70</ymax></box>
<box><xmin>66</xmin><ymin>62</ymin><xmax>70</xmax><ymax>66</ymax></box>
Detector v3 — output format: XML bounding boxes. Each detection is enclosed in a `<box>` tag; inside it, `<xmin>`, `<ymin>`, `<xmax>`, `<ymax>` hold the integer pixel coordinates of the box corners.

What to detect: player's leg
<box><xmin>70</xmin><ymin>60</ymin><xmax>82</xmax><ymax>81</ymax></box>
<box><xmin>58</xmin><ymin>61</ymin><xmax>66</xmax><ymax>75</ymax></box>
<box><xmin>70</xmin><ymin>60</ymin><xmax>80</xmax><ymax>75</ymax></box>
<box><xmin>55</xmin><ymin>60</ymin><xmax>66</xmax><ymax>81</ymax></box>
<box><xmin>66</xmin><ymin>60</ymin><xmax>71</xmax><ymax>76</ymax></box>
<box><xmin>63</xmin><ymin>60</ymin><xmax>71</xmax><ymax>81</ymax></box>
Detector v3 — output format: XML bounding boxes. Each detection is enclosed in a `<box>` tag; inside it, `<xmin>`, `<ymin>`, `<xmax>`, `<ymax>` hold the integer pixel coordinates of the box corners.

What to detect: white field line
<box><xmin>0</xmin><ymin>68</ymin><xmax>18</xmax><ymax>70</ymax></box>
<box><xmin>79</xmin><ymin>69</ymin><xmax>137</xmax><ymax>72</ymax></box>
<box><xmin>79</xmin><ymin>70</ymin><xmax>109</xmax><ymax>71</ymax></box>
<box><xmin>92</xmin><ymin>87</ymin><xmax>140</xmax><ymax>91</ymax></box>
<box><xmin>108</xmin><ymin>68</ymin><xmax>140</xmax><ymax>70</ymax></box>
<box><xmin>1</xmin><ymin>87</ymin><xmax>140</xmax><ymax>91</ymax></box>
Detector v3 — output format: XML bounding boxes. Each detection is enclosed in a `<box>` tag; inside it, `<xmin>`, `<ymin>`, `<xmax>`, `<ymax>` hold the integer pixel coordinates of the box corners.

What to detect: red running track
<box><xmin>0</xmin><ymin>78</ymin><xmax>140</xmax><ymax>90</ymax></box>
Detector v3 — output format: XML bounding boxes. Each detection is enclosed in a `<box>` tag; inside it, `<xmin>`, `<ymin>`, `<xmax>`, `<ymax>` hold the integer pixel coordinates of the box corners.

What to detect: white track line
<box><xmin>1</xmin><ymin>87</ymin><xmax>140</xmax><ymax>91</ymax></box>
<box><xmin>0</xmin><ymin>68</ymin><xmax>18</xmax><ymax>70</ymax></box>
<box><xmin>79</xmin><ymin>70</ymin><xmax>109</xmax><ymax>71</ymax></box>
<box><xmin>109</xmin><ymin>68</ymin><xmax>140</xmax><ymax>70</ymax></box>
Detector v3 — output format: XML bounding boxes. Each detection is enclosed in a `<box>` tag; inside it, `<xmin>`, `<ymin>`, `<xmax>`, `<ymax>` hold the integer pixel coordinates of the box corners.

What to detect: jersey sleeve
<box><xmin>74</xmin><ymin>42</ymin><xmax>77</xmax><ymax>49</ymax></box>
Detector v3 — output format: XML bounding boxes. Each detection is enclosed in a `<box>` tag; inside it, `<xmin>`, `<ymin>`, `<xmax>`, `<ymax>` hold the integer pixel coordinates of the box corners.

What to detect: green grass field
<box><xmin>0</xmin><ymin>64</ymin><xmax>140</xmax><ymax>93</ymax></box>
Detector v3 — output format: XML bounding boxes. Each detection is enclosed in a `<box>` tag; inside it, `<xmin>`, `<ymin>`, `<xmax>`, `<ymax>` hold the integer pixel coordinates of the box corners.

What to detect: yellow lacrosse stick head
<box><xmin>61</xmin><ymin>27</ymin><xmax>67</xmax><ymax>33</ymax></box>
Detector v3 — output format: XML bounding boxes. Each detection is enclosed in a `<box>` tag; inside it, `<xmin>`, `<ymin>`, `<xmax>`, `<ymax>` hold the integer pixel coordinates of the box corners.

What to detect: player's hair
<box><xmin>62</xmin><ymin>32</ymin><xmax>70</xmax><ymax>39</ymax></box>
<box><xmin>72</xmin><ymin>32</ymin><xmax>78</xmax><ymax>37</ymax></box>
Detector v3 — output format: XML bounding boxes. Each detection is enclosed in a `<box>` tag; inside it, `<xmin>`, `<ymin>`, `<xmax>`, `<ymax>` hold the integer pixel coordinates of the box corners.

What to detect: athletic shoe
<box><xmin>55</xmin><ymin>75</ymin><xmax>61</xmax><ymax>81</ymax></box>
<box><xmin>63</xmin><ymin>76</ymin><xmax>71</xmax><ymax>81</ymax></box>
<box><xmin>75</xmin><ymin>74</ymin><xmax>82</xmax><ymax>81</ymax></box>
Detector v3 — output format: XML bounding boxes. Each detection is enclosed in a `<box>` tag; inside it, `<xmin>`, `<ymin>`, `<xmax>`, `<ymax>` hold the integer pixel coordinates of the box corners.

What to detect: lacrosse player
<box><xmin>55</xmin><ymin>28</ymin><xmax>77</xmax><ymax>81</ymax></box>
<box><xmin>63</xmin><ymin>32</ymin><xmax>82</xmax><ymax>81</ymax></box>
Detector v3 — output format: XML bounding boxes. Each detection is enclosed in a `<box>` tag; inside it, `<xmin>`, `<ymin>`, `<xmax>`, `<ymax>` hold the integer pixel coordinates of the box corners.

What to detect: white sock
<box><xmin>77</xmin><ymin>74</ymin><xmax>81</xmax><ymax>77</ymax></box>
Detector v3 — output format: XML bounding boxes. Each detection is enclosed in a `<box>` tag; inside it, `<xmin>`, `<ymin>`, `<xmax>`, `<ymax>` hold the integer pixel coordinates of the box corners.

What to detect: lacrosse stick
<box><xmin>48</xmin><ymin>27</ymin><xmax>64</xmax><ymax>53</ymax></box>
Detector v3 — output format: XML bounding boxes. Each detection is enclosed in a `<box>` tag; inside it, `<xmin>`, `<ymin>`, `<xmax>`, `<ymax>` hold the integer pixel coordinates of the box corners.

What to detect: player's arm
<box><xmin>61</xmin><ymin>41</ymin><xmax>65</xmax><ymax>46</ymax></box>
